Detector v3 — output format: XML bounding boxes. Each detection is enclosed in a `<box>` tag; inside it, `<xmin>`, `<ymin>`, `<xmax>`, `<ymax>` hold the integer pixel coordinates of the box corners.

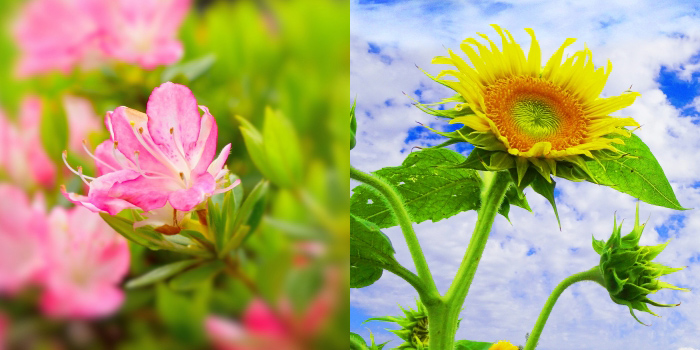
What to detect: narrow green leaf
<box><xmin>219</xmin><ymin>180</ymin><xmax>269</xmax><ymax>257</ymax></box>
<box><xmin>453</xmin><ymin>340</ymin><xmax>494</xmax><ymax>350</ymax></box>
<box><xmin>161</xmin><ymin>54</ymin><xmax>217</xmax><ymax>83</ymax></box>
<box><xmin>126</xmin><ymin>260</ymin><xmax>199</xmax><ymax>289</ymax></box>
<box><xmin>99</xmin><ymin>213</ymin><xmax>163</xmax><ymax>250</ymax></box>
<box><xmin>350</xmin><ymin>148</ymin><xmax>482</xmax><ymax>228</ymax></box>
<box><xmin>531</xmin><ymin>175</ymin><xmax>561</xmax><ymax>228</ymax></box>
<box><xmin>587</xmin><ymin>134</ymin><xmax>685</xmax><ymax>210</ymax></box>
<box><xmin>350</xmin><ymin>332</ymin><xmax>369</xmax><ymax>350</ymax></box>
<box><xmin>168</xmin><ymin>260</ymin><xmax>225</xmax><ymax>291</ymax></box>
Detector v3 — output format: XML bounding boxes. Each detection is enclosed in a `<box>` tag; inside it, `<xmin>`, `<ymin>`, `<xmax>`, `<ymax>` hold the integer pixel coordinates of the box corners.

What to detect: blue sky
<box><xmin>351</xmin><ymin>1</ymin><xmax>700</xmax><ymax>349</ymax></box>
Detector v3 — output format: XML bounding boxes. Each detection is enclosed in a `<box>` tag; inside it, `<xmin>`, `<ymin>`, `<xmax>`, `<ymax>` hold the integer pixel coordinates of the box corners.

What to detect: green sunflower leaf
<box><xmin>453</xmin><ymin>339</ymin><xmax>494</xmax><ymax>350</ymax></box>
<box><xmin>587</xmin><ymin>134</ymin><xmax>685</xmax><ymax>210</ymax></box>
<box><xmin>350</xmin><ymin>214</ymin><xmax>399</xmax><ymax>288</ymax></box>
<box><xmin>350</xmin><ymin>148</ymin><xmax>484</xmax><ymax>228</ymax></box>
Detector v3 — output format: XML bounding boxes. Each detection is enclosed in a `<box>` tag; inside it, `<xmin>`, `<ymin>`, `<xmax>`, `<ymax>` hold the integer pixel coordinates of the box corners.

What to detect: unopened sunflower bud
<box><xmin>367</xmin><ymin>300</ymin><xmax>429</xmax><ymax>350</ymax></box>
<box><xmin>592</xmin><ymin>204</ymin><xmax>688</xmax><ymax>324</ymax></box>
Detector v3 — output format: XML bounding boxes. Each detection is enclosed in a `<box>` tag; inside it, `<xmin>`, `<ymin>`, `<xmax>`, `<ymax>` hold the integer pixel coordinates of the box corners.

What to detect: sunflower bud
<box><xmin>367</xmin><ymin>300</ymin><xmax>429</xmax><ymax>350</ymax></box>
<box><xmin>592</xmin><ymin>204</ymin><xmax>688</xmax><ymax>324</ymax></box>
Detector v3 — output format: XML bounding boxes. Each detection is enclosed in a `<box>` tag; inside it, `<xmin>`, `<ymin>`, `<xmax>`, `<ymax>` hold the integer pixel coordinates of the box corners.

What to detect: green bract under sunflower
<box><xmin>367</xmin><ymin>300</ymin><xmax>430</xmax><ymax>350</ymax></box>
<box><xmin>592</xmin><ymin>204</ymin><xmax>688</xmax><ymax>324</ymax></box>
<box><xmin>417</xmin><ymin>24</ymin><xmax>640</xmax><ymax>185</ymax></box>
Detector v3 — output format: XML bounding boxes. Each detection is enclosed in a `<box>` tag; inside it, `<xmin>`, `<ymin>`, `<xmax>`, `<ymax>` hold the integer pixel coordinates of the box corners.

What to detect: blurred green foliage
<box><xmin>0</xmin><ymin>0</ymin><xmax>349</xmax><ymax>348</ymax></box>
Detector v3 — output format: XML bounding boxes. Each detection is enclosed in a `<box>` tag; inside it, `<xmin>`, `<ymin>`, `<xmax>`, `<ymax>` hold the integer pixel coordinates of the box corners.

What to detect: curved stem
<box><xmin>524</xmin><ymin>267</ymin><xmax>603</xmax><ymax>350</ymax></box>
<box><xmin>350</xmin><ymin>166</ymin><xmax>440</xmax><ymax>304</ymax></box>
<box><xmin>429</xmin><ymin>170</ymin><xmax>511</xmax><ymax>350</ymax></box>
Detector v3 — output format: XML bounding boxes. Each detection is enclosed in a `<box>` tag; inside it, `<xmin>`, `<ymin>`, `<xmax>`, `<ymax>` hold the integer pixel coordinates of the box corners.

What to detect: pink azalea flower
<box><xmin>12</xmin><ymin>0</ymin><xmax>103</xmax><ymax>76</ymax></box>
<box><xmin>12</xmin><ymin>0</ymin><xmax>190</xmax><ymax>76</ymax></box>
<box><xmin>99</xmin><ymin>0</ymin><xmax>190</xmax><ymax>69</ymax></box>
<box><xmin>206</xmin><ymin>272</ymin><xmax>339</xmax><ymax>350</ymax></box>
<box><xmin>0</xmin><ymin>312</ymin><xmax>7</xmax><ymax>350</ymax></box>
<box><xmin>0</xmin><ymin>97</ymin><xmax>56</xmax><ymax>188</ymax></box>
<box><xmin>0</xmin><ymin>184</ymin><xmax>48</xmax><ymax>294</ymax></box>
<box><xmin>40</xmin><ymin>206</ymin><xmax>130</xmax><ymax>319</ymax></box>
<box><xmin>62</xmin><ymin>82</ymin><xmax>238</xmax><ymax>229</ymax></box>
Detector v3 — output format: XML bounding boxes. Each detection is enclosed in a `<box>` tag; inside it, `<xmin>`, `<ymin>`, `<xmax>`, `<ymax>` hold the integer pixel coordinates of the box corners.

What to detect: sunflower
<box><xmin>418</xmin><ymin>25</ymin><xmax>640</xmax><ymax>184</ymax></box>
<box><xmin>489</xmin><ymin>340</ymin><xmax>519</xmax><ymax>350</ymax></box>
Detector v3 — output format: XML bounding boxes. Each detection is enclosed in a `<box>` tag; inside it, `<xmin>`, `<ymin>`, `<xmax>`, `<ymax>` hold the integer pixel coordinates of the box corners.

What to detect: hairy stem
<box><xmin>524</xmin><ymin>267</ymin><xmax>603</xmax><ymax>350</ymax></box>
<box><xmin>429</xmin><ymin>170</ymin><xmax>511</xmax><ymax>350</ymax></box>
<box><xmin>350</xmin><ymin>166</ymin><xmax>440</xmax><ymax>304</ymax></box>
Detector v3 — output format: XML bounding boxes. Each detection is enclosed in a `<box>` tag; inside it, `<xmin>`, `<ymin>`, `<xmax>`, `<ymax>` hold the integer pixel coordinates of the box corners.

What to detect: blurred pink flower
<box><xmin>63</xmin><ymin>82</ymin><xmax>237</xmax><ymax>228</ymax></box>
<box><xmin>206</xmin><ymin>273</ymin><xmax>338</xmax><ymax>350</ymax></box>
<box><xmin>12</xmin><ymin>0</ymin><xmax>190</xmax><ymax>76</ymax></box>
<box><xmin>12</xmin><ymin>0</ymin><xmax>103</xmax><ymax>76</ymax></box>
<box><xmin>0</xmin><ymin>97</ymin><xmax>56</xmax><ymax>188</ymax></box>
<box><xmin>100</xmin><ymin>0</ymin><xmax>190</xmax><ymax>69</ymax></box>
<box><xmin>0</xmin><ymin>184</ymin><xmax>48</xmax><ymax>294</ymax></box>
<box><xmin>40</xmin><ymin>206</ymin><xmax>130</xmax><ymax>319</ymax></box>
<box><xmin>63</xmin><ymin>95</ymin><xmax>101</xmax><ymax>153</ymax></box>
<box><xmin>0</xmin><ymin>312</ymin><xmax>7</xmax><ymax>350</ymax></box>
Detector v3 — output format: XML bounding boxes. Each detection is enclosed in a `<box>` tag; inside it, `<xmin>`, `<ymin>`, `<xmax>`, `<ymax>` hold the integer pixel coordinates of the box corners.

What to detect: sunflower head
<box><xmin>417</xmin><ymin>24</ymin><xmax>640</xmax><ymax>184</ymax></box>
<box><xmin>367</xmin><ymin>300</ymin><xmax>430</xmax><ymax>350</ymax></box>
<box><xmin>489</xmin><ymin>340</ymin><xmax>519</xmax><ymax>350</ymax></box>
<box><xmin>592</xmin><ymin>203</ymin><xmax>688</xmax><ymax>324</ymax></box>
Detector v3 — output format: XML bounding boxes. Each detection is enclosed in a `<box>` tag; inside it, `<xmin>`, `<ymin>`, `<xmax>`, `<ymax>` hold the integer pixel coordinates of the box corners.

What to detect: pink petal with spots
<box><xmin>146</xmin><ymin>82</ymin><xmax>201</xmax><ymax>166</ymax></box>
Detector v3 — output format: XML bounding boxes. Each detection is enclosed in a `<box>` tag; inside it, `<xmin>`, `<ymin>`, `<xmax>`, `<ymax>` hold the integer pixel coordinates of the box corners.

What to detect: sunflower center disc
<box><xmin>511</xmin><ymin>99</ymin><xmax>561</xmax><ymax>140</ymax></box>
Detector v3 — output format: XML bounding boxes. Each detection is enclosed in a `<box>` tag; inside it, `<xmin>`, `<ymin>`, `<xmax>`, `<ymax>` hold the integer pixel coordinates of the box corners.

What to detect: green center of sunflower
<box><xmin>511</xmin><ymin>99</ymin><xmax>561</xmax><ymax>140</ymax></box>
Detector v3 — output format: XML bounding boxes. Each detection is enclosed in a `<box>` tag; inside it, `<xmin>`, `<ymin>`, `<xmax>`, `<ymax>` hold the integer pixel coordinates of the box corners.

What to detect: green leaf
<box><xmin>587</xmin><ymin>134</ymin><xmax>684</xmax><ymax>210</ymax></box>
<box><xmin>99</xmin><ymin>213</ymin><xmax>164</xmax><ymax>250</ymax></box>
<box><xmin>126</xmin><ymin>260</ymin><xmax>199</xmax><ymax>289</ymax></box>
<box><xmin>350</xmin><ymin>214</ymin><xmax>398</xmax><ymax>288</ymax></box>
<box><xmin>531</xmin><ymin>175</ymin><xmax>561</xmax><ymax>228</ymax></box>
<box><xmin>208</xmin><ymin>174</ymin><xmax>242</xmax><ymax>252</ymax></box>
<box><xmin>168</xmin><ymin>260</ymin><xmax>225</xmax><ymax>291</ymax></box>
<box><xmin>156</xmin><ymin>283</ymin><xmax>206</xmax><ymax>345</ymax></box>
<box><xmin>219</xmin><ymin>180</ymin><xmax>269</xmax><ymax>257</ymax></box>
<box><xmin>350</xmin><ymin>148</ymin><xmax>482</xmax><ymax>229</ymax></box>
<box><xmin>161</xmin><ymin>54</ymin><xmax>217</xmax><ymax>83</ymax></box>
<box><xmin>351</xmin><ymin>99</ymin><xmax>358</xmax><ymax>150</ymax></box>
<box><xmin>350</xmin><ymin>332</ymin><xmax>369</xmax><ymax>350</ymax></box>
<box><xmin>262</xmin><ymin>107</ymin><xmax>304</xmax><ymax>187</ymax></box>
<box><xmin>453</xmin><ymin>340</ymin><xmax>494</xmax><ymax>350</ymax></box>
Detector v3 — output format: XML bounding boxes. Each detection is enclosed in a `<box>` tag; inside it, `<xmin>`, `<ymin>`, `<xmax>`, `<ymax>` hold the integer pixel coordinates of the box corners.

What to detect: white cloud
<box><xmin>351</xmin><ymin>1</ymin><xmax>700</xmax><ymax>349</ymax></box>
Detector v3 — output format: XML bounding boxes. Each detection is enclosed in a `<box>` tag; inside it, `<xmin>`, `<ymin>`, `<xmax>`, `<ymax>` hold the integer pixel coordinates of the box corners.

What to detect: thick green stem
<box><xmin>429</xmin><ymin>170</ymin><xmax>511</xmax><ymax>350</ymax></box>
<box><xmin>350</xmin><ymin>166</ymin><xmax>440</xmax><ymax>304</ymax></box>
<box><xmin>524</xmin><ymin>267</ymin><xmax>603</xmax><ymax>350</ymax></box>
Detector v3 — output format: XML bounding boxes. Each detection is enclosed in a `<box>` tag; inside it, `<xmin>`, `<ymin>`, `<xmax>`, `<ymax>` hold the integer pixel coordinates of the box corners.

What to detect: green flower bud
<box><xmin>592</xmin><ymin>204</ymin><xmax>688</xmax><ymax>324</ymax></box>
<box><xmin>367</xmin><ymin>300</ymin><xmax>430</xmax><ymax>350</ymax></box>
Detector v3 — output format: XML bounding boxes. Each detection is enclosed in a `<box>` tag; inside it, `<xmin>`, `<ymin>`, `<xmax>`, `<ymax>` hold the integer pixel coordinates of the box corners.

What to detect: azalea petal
<box><xmin>207</xmin><ymin>143</ymin><xmax>231</xmax><ymax>179</ymax></box>
<box><xmin>85</xmin><ymin>170</ymin><xmax>143</xmax><ymax>215</ymax></box>
<box><xmin>146</xmin><ymin>82</ymin><xmax>201</xmax><ymax>165</ymax></box>
<box><xmin>109</xmin><ymin>106</ymin><xmax>171</xmax><ymax>175</ymax></box>
<box><xmin>168</xmin><ymin>173</ymin><xmax>216</xmax><ymax>211</ymax></box>
<box><xmin>190</xmin><ymin>106</ymin><xmax>218</xmax><ymax>174</ymax></box>
<box><xmin>243</xmin><ymin>299</ymin><xmax>289</xmax><ymax>337</ymax></box>
<box><xmin>109</xmin><ymin>173</ymin><xmax>180</xmax><ymax>212</ymax></box>
<box><xmin>93</xmin><ymin>140</ymin><xmax>124</xmax><ymax>176</ymax></box>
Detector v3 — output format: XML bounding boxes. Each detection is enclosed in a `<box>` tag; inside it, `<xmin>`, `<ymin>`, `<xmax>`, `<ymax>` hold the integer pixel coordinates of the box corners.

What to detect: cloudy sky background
<box><xmin>350</xmin><ymin>1</ymin><xmax>700</xmax><ymax>349</ymax></box>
